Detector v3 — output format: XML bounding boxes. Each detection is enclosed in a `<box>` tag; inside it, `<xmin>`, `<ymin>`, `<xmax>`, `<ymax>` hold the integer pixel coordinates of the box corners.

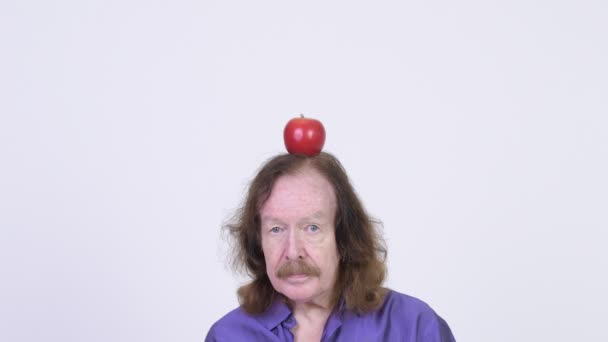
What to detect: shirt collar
<box><xmin>322</xmin><ymin>297</ymin><xmax>346</xmax><ymax>339</ymax></box>
<box><xmin>254</xmin><ymin>297</ymin><xmax>292</xmax><ymax>331</ymax></box>
<box><xmin>254</xmin><ymin>296</ymin><xmax>348</xmax><ymax>333</ymax></box>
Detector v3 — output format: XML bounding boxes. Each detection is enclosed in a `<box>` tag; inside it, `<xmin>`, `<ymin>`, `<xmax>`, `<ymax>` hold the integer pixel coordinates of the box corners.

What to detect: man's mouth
<box><xmin>285</xmin><ymin>274</ymin><xmax>310</xmax><ymax>282</ymax></box>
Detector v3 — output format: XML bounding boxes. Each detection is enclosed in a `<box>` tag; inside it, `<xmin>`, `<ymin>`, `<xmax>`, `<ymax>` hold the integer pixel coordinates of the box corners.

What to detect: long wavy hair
<box><xmin>225</xmin><ymin>152</ymin><xmax>387</xmax><ymax>314</ymax></box>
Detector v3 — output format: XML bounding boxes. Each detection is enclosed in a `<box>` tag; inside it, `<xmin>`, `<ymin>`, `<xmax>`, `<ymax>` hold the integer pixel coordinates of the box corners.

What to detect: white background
<box><xmin>1</xmin><ymin>0</ymin><xmax>607</xmax><ymax>341</ymax></box>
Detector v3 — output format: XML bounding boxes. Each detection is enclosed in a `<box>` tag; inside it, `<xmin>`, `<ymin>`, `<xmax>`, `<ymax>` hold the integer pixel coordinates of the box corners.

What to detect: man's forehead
<box><xmin>259</xmin><ymin>168</ymin><xmax>337</xmax><ymax>217</ymax></box>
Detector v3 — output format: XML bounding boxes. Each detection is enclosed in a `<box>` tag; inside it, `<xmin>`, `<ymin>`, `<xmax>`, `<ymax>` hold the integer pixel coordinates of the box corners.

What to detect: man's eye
<box><xmin>307</xmin><ymin>225</ymin><xmax>320</xmax><ymax>232</ymax></box>
<box><xmin>270</xmin><ymin>226</ymin><xmax>281</xmax><ymax>234</ymax></box>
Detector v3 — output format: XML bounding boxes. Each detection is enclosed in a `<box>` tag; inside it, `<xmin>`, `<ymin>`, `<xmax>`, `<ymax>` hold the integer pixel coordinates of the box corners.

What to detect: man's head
<box><xmin>225</xmin><ymin>152</ymin><xmax>387</xmax><ymax>314</ymax></box>
<box><xmin>260</xmin><ymin>166</ymin><xmax>340</xmax><ymax>307</ymax></box>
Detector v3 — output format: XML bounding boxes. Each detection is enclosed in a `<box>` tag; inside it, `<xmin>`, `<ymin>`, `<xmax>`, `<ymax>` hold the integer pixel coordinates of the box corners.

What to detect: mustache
<box><xmin>276</xmin><ymin>260</ymin><xmax>321</xmax><ymax>278</ymax></box>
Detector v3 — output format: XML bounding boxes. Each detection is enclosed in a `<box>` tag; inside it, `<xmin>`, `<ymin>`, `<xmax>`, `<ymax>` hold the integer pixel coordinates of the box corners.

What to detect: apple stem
<box><xmin>300</xmin><ymin>113</ymin><xmax>304</xmax><ymax>118</ymax></box>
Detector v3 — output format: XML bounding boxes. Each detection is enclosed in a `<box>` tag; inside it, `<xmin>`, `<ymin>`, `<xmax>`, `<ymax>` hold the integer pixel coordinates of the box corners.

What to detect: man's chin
<box><xmin>281</xmin><ymin>291</ymin><xmax>315</xmax><ymax>303</ymax></box>
<box><xmin>276</xmin><ymin>279</ymin><xmax>317</xmax><ymax>299</ymax></box>
<box><xmin>279</xmin><ymin>287</ymin><xmax>333</xmax><ymax>308</ymax></box>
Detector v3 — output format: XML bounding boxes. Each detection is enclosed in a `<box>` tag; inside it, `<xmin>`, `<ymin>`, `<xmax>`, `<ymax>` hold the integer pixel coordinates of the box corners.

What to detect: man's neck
<box><xmin>292</xmin><ymin>299</ymin><xmax>333</xmax><ymax>322</ymax></box>
<box><xmin>291</xmin><ymin>301</ymin><xmax>333</xmax><ymax>342</ymax></box>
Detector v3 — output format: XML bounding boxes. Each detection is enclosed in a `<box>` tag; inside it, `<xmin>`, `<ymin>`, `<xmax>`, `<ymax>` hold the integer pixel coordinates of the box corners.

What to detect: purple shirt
<box><xmin>206</xmin><ymin>290</ymin><xmax>455</xmax><ymax>341</ymax></box>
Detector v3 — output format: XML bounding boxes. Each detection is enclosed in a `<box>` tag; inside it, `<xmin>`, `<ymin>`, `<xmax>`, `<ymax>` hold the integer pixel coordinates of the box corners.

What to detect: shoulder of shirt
<box><xmin>381</xmin><ymin>289</ymin><xmax>437</xmax><ymax>316</ymax></box>
<box><xmin>380</xmin><ymin>289</ymin><xmax>454</xmax><ymax>341</ymax></box>
<box><xmin>205</xmin><ymin>306</ymin><xmax>258</xmax><ymax>341</ymax></box>
<box><xmin>379</xmin><ymin>290</ymin><xmax>441</xmax><ymax>331</ymax></box>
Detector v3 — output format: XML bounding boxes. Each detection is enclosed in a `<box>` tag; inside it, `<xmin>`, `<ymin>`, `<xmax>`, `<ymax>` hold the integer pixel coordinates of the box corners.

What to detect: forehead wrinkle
<box><xmin>260</xmin><ymin>167</ymin><xmax>337</xmax><ymax>222</ymax></box>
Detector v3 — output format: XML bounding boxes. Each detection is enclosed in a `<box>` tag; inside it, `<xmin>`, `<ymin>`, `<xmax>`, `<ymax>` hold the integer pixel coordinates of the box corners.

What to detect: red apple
<box><xmin>283</xmin><ymin>115</ymin><xmax>326</xmax><ymax>156</ymax></box>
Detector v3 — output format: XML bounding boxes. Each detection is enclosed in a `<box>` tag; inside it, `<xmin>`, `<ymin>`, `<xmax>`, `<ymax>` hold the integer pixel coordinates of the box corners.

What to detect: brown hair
<box><xmin>225</xmin><ymin>152</ymin><xmax>387</xmax><ymax>314</ymax></box>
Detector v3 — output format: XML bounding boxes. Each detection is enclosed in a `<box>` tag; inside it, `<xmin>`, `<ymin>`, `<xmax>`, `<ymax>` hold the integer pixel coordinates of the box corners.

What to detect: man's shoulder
<box><xmin>206</xmin><ymin>301</ymin><xmax>292</xmax><ymax>342</ymax></box>
<box><xmin>376</xmin><ymin>289</ymin><xmax>455</xmax><ymax>341</ymax></box>
<box><xmin>205</xmin><ymin>306</ymin><xmax>262</xmax><ymax>341</ymax></box>
<box><xmin>210</xmin><ymin>306</ymin><xmax>253</xmax><ymax>327</ymax></box>
<box><xmin>381</xmin><ymin>289</ymin><xmax>437</xmax><ymax>316</ymax></box>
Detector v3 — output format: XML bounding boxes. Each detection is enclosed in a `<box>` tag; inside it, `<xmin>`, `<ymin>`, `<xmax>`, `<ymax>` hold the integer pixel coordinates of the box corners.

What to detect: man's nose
<box><xmin>285</xmin><ymin>229</ymin><xmax>304</xmax><ymax>260</ymax></box>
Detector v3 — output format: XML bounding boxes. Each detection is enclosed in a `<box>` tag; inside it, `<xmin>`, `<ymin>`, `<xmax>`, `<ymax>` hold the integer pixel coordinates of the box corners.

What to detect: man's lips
<box><xmin>287</xmin><ymin>273</ymin><xmax>308</xmax><ymax>278</ymax></box>
<box><xmin>285</xmin><ymin>274</ymin><xmax>310</xmax><ymax>282</ymax></box>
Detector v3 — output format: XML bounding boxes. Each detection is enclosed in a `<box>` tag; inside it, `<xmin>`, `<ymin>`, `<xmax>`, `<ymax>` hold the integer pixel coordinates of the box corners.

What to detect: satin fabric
<box><xmin>206</xmin><ymin>290</ymin><xmax>455</xmax><ymax>341</ymax></box>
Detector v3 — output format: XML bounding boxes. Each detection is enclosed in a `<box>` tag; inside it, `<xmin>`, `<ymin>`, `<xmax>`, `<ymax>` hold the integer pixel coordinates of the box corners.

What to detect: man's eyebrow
<box><xmin>260</xmin><ymin>216</ymin><xmax>284</xmax><ymax>225</ymax></box>
<box><xmin>299</xmin><ymin>211</ymin><xmax>330</xmax><ymax>222</ymax></box>
<box><xmin>309</xmin><ymin>211</ymin><xmax>326</xmax><ymax>219</ymax></box>
<box><xmin>261</xmin><ymin>211</ymin><xmax>329</xmax><ymax>224</ymax></box>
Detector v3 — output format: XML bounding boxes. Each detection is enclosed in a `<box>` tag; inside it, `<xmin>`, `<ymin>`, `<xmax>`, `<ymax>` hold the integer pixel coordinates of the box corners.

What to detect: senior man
<box><xmin>206</xmin><ymin>152</ymin><xmax>455</xmax><ymax>341</ymax></box>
